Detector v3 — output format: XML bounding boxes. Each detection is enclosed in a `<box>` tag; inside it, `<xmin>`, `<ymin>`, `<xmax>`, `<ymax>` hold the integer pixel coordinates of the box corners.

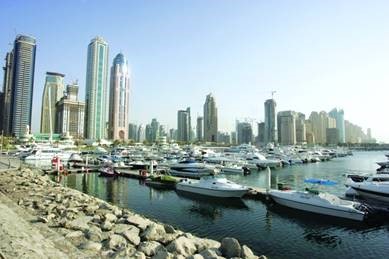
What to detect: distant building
<box><xmin>150</xmin><ymin>118</ymin><xmax>160</xmax><ymax>142</ymax></box>
<box><xmin>305</xmin><ymin>119</ymin><xmax>315</xmax><ymax>145</ymax></box>
<box><xmin>203</xmin><ymin>94</ymin><xmax>218</xmax><ymax>142</ymax></box>
<box><xmin>169</xmin><ymin>128</ymin><xmax>176</xmax><ymax>141</ymax></box>
<box><xmin>177</xmin><ymin>107</ymin><xmax>191</xmax><ymax>142</ymax></box>
<box><xmin>196</xmin><ymin>116</ymin><xmax>203</xmax><ymax>142</ymax></box>
<box><xmin>1</xmin><ymin>51</ymin><xmax>14</xmax><ymax>135</ymax></box>
<box><xmin>9</xmin><ymin>35</ymin><xmax>37</xmax><ymax>137</ymax></box>
<box><xmin>264</xmin><ymin>99</ymin><xmax>277</xmax><ymax>144</ymax></box>
<box><xmin>108</xmin><ymin>53</ymin><xmax>130</xmax><ymax>140</ymax></box>
<box><xmin>128</xmin><ymin>123</ymin><xmax>137</xmax><ymax>141</ymax></box>
<box><xmin>218</xmin><ymin>132</ymin><xmax>231</xmax><ymax>145</ymax></box>
<box><xmin>137</xmin><ymin>124</ymin><xmax>145</xmax><ymax>142</ymax></box>
<box><xmin>256</xmin><ymin>122</ymin><xmax>265</xmax><ymax>145</ymax></box>
<box><xmin>40</xmin><ymin>72</ymin><xmax>65</xmax><ymax>134</ymax></box>
<box><xmin>55</xmin><ymin>83</ymin><xmax>85</xmax><ymax>138</ymax></box>
<box><xmin>0</xmin><ymin>91</ymin><xmax>3</xmax><ymax>132</ymax></box>
<box><xmin>295</xmin><ymin>113</ymin><xmax>306</xmax><ymax>144</ymax></box>
<box><xmin>85</xmin><ymin>36</ymin><xmax>109</xmax><ymax>140</ymax></box>
<box><xmin>159</xmin><ymin>125</ymin><xmax>167</xmax><ymax>137</ymax></box>
<box><xmin>145</xmin><ymin>124</ymin><xmax>152</xmax><ymax>142</ymax></box>
<box><xmin>237</xmin><ymin>122</ymin><xmax>253</xmax><ymax>145</ymax></box>
<box><xmin>309</xmin><ymin>111</ymin><xmax>336</xmax><ymax>144</ymax></box>
<box><xmin>345</xmin><ymin>120</ymin><xmax>367</xmax><ymax>143</ymax></box>
<box><xmin>326</xmin><ymin>128</ymin><xmax>339</xmax><ymax>145</ymax></box>
<box><xmin>277</xmin><ymin>111</ymin><xmax>297</xmax><ymax>145</ymax></box>
<box><xmin>329</xmin><ymin>108</ymin><xmax>345</xmax><ymax>144</ymax></box>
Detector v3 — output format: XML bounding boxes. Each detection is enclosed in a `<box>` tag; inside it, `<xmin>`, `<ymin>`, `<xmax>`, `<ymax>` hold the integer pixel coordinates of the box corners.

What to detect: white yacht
<box><xmin>176</xmin><ymin>176</ymin><xmax>249</xmax><ymax>198</ymax></box>
<box><xmin>169</xmin><ymin>159</ymin><xmax>217</xmax><ymax>178</ymax></box>
<box><xmin>345</xmin><ymin>174</ymin><xmax>389</xmax><ymax>202</ymax></box>
<box><xmin>269</xmin><ymin>189</ymin><xmax>367</xmax><ymax>221</ymax></box>
<box><xmin>24</xmin><ymin>147</ymin><xmax>73</xmax><ymax>168</ymax></box>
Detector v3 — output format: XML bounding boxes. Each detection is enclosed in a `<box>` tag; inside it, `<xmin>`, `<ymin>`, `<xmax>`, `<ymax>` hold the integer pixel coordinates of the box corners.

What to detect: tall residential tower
<box><xmin>85</xmin><ymin>36</ymin><xmax>109</xmax><ymax>140</ymax></box>
<box><xmin>264</xmin><ymin>99</ymin><xmax>277</xmax><ymax>144</ymax></box>
<box><xmin>108</xmin><ymin>53</ymin><xmax>130</xmax><ymax>140</ymax></box>
<box><xmin>203</xmin><ymin>94</ymin><xmax>218</xmax><ymax>142</ymax></box>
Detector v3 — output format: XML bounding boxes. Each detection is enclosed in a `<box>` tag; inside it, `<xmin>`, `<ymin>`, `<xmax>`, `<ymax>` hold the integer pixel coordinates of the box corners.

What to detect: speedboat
<box><xmin>176</xmin><ymin>176</ymin><xmax>249</xmax><ymax>198</ymax></box>
<box><xmin>99</xmin><ymin>165</ymin><xmax>120</xmax><ymax>177</ymax></box>
<box><xmin>345</xmin><ymin>174</ymin><xmax>389</xmax><ymax>202</ymax></box>
<box><xmin>269</xmin><ymin>188</ymin><xmax>367</xmax><ymax>221</ymax></box>
<box><xmin>169</xmin><ymin>159</ymin><xmax>217</xmax><ymax>179</ymax></box>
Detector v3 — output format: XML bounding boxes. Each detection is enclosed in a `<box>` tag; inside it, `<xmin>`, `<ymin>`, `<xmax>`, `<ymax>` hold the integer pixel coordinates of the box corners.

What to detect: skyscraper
<box><xmin>295</xmin><ymin>113</ymin><xmax>306</xmax><ymax>144</ymax></box>
<box><xmin>264</xmin><ymin>99</ymin><xmax>277</xmax><ymax>144</ymax></box>
<box><xmin>237</xmin><ymin>121</ymin><xmax>253</xmax><ymax>144</ymax></box>
<box><xmin>329</xmin><ymin>108</ymin><xmax>345</xmax><ymax>143</ymax></box>
<box><xmin>203</xmin><ymin>94</ymin><xmax>218</xmax><ymax>142</ymax></box>
<box><xmin>40</xmin><ymin>72</ymin><xmax>65</xmax><ymax>134</ymax></box>
<box><xmin>150</xmin><ymin>118</ymin><xmax>160</xmax><ymax>142</ymax></box>
<box><xmin>196</xmin><ymin>116</ymin><xmax>203</xmax><ymax>142</ymax></box>
<box><xmin>277</xmin><ymin>111</ymin><xmax>297</xmax><ymax>145</ymax></box>
<box><xmin>108</xmin><ymin>53</ymin><xmax>130</xmax><ymax>140</ymax></box>
<box><xmin>55</xmin><ymin>83</ymin><xmax>85</xmax><ymax>138</ymax></box>
<box><xmin>1</xmin><ymin>52</ymin><xmax>14</xmax><ymax>135</ymax></box>
<box><xmin>177</xmin><ymin>108</ymin><xmax>191</xmax><ymax>142</ymax></box>
<box><xmin>9</xmin><ymin>35</ymin><xmax>36</xmax><ymax>137</ymax></box>
<box><xmin>85</xmin><ymin>36</ymin><xmax>109</xmax><ymax>140</ymax></box>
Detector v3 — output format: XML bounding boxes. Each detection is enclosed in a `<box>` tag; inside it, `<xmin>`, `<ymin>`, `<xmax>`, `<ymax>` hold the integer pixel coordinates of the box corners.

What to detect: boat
<box><xmin>99</xmin><ymin>165</ymin><xmax>120</xmax><ymax>177</ymax></box>
<box><xmin>176</xmin><ymin>175</ymin><xmax>249</xmax><ymax>198</ymax></box>
<box><xmin>169</xmin><ymin>159</ymin><xmax>217</xmax><ymax>179</ymax></box>
<box><xmin>269</xmin><ymin>188</ymin><xmax>367</xmax><ymax>221</ymax></box>
<box><xmin>345</xmin><ymin>174</ymin><xmax>389</xmax><ymax>202</ymax></box>
<box><xmin>24</xmin><ymin>147</ymin><xmax>73</xmax><ymax>168</ymax></box>
<box><xmin>145</xmin><ymin>175</ymin><xmax>177</xmax><ymax>189</ymax></box>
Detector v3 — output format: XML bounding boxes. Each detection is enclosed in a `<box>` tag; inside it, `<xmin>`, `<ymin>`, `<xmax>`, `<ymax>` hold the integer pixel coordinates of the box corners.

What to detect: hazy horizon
<box><xmin>1</xmin><ymin>0</ymin><xmax>388</xmax><ymax>142</ymax></box>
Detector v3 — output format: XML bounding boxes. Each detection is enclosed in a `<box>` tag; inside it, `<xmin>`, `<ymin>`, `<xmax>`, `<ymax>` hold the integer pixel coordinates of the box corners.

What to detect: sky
<box><xmin>0</xmin><ymin>0</ymin><xmax>388</xmax><ymax>142</ymax></box>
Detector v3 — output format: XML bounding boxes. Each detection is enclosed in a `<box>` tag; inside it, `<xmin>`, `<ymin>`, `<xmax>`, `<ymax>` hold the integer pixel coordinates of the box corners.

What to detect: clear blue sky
<box><xmin>1</xmin><ymin>0</ymin><xmax>388</xmax><ymax>142</ymax></box>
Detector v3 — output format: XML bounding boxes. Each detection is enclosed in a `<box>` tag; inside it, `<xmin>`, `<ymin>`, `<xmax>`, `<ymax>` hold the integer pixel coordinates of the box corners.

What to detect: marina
<box><xmin>27</xmin><ymin>149</ymin><xmax>388</xmax><ymax>259</ymax></box>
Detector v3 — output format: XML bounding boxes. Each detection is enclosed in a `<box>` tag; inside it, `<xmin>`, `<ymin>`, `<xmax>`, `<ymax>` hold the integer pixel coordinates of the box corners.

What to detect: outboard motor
<box><xmin>243</xmin><ymin>166</ymin><xmax>251</xmax><ymax>176</ymax></box>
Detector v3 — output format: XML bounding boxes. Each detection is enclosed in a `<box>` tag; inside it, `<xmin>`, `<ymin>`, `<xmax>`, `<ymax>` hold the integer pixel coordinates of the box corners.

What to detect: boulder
<box><xmin>220</xmin><ymin>238</ymin><xmax>241</xmax><ymax>258</ymax></box>
<box><xmin>84</xmin><ymin>204</ymin><xmax>99</xmax><ymax>215</ymax></box>
<box><xmin>199</xmin><ymin>248</ymin><xmax>223</xmax><ymax>259</ymax></box>
<box><xmin>112</xmin><ymin>223</ymin><xmax>132</xmax><ymax>234</ymax></box>
<box><xmin>65</xmin><ymin>216</ymin><xmax>92</xmax><ymax>231</ymax></box>
<box><xmin>138</xmin><ymin>241</ymin><xmax>164</xmax><ymax>257</ymax></box>
<box><xmin>187</xmin><ymin>255</ymin><xmax>204</xmax><ymax>259</ymax></box>
<box><xmin>166</xmin><ymin>236</ymin><xmax>197</xmax><ymax>257</ymax></box>
<box><xmin>241</xmin><ymin>245</ymin><xmax>258</xmax><ymax>259</ymax></box>
<box><xmin>79</xmin><ymin>241</ymin><xmax>102</xmax><ymax>252</ymax></box>
<box><xmin>84</xmin><ymin>225</ymin><xmax>103</xmax><ymax>242</ymax></box>
<box><xmin>65</xmin><ymin>231</ymin><xmax>85</xmax><ymax>247</ymax></box>
<box><xmin>152</xmin><ymin>249</ymin><xmax>174</xmax><ymax>259</ymax></box>
<box><xmin>141</xmin><ymin>223</ymin><xmax>166</xmax><ymax>241</ymax></box>
<box><xmin>108</xmin><ymin>234</ymin><xmax>128</xmax><ymax>251</ymax></box>
<box><xmin>121</xmin><ymin>226</ymin><xmax>141</xmax><ymax>246</ymax></box>
<box><xmin>105</xmin><ymin>213</ymin><xmax>117</xmax><ymax>222</ymax></box>
<box><xmin>193</xmin><ymin>237</ymin><xmax>221</xmax><ymax>252</ymax></box>
<box><xmin>101</xmin><ymin>220</ymin><xmax>113</xmax><ymax>231</ymax></box>
<box><xmin>128</xmin><ymin>251</ymin><xmax>146</xmax><ymax>259</ymax></box>
<box><xmin>125</xmin><ymin>214</ymin><xmax>151</xmax><ymax>230</ymax></box>
<box><xmin>164</xmin><ymin>224</ymin><xmax>176</xmax><ymax>234</ymax></box>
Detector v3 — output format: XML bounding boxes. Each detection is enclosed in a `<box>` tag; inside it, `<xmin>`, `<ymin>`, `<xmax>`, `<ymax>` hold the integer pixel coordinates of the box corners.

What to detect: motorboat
<box><xmin>99</xmin><ymin>165</ymin><xmax>120</xmax><ymax>177</ymax></box>
<box><xmin>269</xmin><ymin>188</ymin><xmax>367</xmax><ymax>221</ymax></box>
<box><xmin>24</xmin><ymin>147</ymin><xmax>73</xmax><ymax>168</ymax></box>
<box><xmin>169</xmin><ymin>159</ymin><xmax>217</xmax><ymax>179</ymax></box>
<box><xmin>345</xmin><ymin>174</ymin><xmax>389</xmax><ymax>202</ymax></box>
<box><xmin>176</xmin><ymin>175</ymin><xmax>249</xmax><ymax>198</ymax></box>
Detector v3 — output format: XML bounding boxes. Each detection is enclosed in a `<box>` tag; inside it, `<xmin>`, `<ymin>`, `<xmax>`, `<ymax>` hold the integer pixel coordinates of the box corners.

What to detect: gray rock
<box><xmin>105</xmin><ymin>213</ymin><xmax>118</xmax><ymax>222</ymax></box>
<box><xmin>164</xmin><ymin>224</ymin><xmax>176</xmax><ymax>234</ymax></box>
<box><xmin>66</xmin><ymin>216</ymin><xmax>92</xmax><ymax>231</ymax></box>
<box><xmin>79</xmin><ymin>241</ymin><xmax>102</xmax><ymax>252</ymax></box>
<box><xmin>85</xmin><ymin>225</ymin><xmax>103</xmax><ymax>242</ymax></box>
<box><xmin>128</xmin><ymin>251</ymin><xmax>146</xmax><ymax>259</ymax></box>
<box><xmin>199</xmin><ymin>248</ymin><xmax>223</xmax><ymax>259</ymax></box>
<box><xmin>125</xmin><ymin>214</ymin><xmax>151</xmax><ymax>230</ymax></box>
<box><xmin>141</xmin><ymin>223</ymin><xmax>166</xmax><ymax>241</ymax></box>
<box><xmin>220</xmin><ymin>238</ymin><xmax>241</xmax><ymax>258</ymax></box>
<box><xmin>101</xmin><ymin>220</ymin><xmax>113</xmax><ymax>231</ymax></box>
<box><xmin>55</xmin><ymin>193</ymin><xmax>62</xmax><ymax>203</ymax></box>
<box><xmin>121</xmin><ymin>225</ymin><xmax>141</xmax><ymax>246</ymax></box>
<box><xmin>188</xmin><ymin>255</ymin><xmax>204</xmax><ymax>259</ymax></box>
<box><xmin>84</xmin><ymin>204</ymin><xmax>99</xmax><ymax>215</ymax></box>
<box><xmin>152</xmin><ymin>249</ymin><xmax>173</xmax><ymax>259</ymax></box>
<box><xmin>112</xmin><ymin>207</ymin><xmax>123</xmax><ymax>217</ymax></box>
<box><xmin>241</xmin><ymin>245</ymin><xmax>258</xmax><ymax>259</ymax></box>
<box><xmin>138</xmin><ymin>241</ymin><xmax>164</xmax><ymax>257</ymax></box>
<box><xmin>37</xmin><ymin>216</ymin><xmax>48</xmax><ymax>223</ymax></box>
<box><xmin>65</xmin><ymin>230</ymin><xmax>85</xmax><ymax>247</ymax></box>
<box><xmin>166</xmin><ymin>236</ymin><xmax>197</xmax><ymax>257</ymax></box>
<box><xmin>193</xmin><ymin>237</ymin><xmax>221</xmax><ymax>252</ymax></box>
<box><xmin>108</xmin><ymin>234</ymin><xmax>128</xmax><ymax>251</ymax></box>
<box><xmin>113</xmin><ymin>223</ymin><xmax>131</xmax><ymax>234</ymax></box>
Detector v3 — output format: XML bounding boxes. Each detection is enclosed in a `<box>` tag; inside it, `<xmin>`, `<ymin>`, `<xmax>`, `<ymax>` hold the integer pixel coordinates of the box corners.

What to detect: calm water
<box><xmin>59</xmin><ymin>151</ymin><xmax>389</xmax><ymax>259</ymax></box>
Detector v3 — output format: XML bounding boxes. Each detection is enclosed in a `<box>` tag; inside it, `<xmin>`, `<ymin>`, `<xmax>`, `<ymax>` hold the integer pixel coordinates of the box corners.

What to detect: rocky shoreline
<box><xmin>0</xmin><ymin>167</ymin><xmax>266</xmax><ymax>259</ymax></box>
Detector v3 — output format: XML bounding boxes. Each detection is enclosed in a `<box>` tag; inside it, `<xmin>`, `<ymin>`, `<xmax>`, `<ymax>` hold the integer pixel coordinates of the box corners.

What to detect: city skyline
<box><xmin>0</xmin><ymin>1</ymin><xmax>388</xmax><ymax>142</ymax></box>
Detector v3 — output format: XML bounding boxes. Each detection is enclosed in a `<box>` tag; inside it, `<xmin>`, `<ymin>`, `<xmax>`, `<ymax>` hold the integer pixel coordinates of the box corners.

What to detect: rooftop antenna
<box><xmin>271</xmin><ymin>90</ymin><xmax>276</xmax><ymax>99</ymax></box>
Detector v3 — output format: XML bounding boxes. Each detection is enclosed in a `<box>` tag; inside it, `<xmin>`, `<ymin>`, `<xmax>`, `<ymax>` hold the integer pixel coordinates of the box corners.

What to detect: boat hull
<box><xmin>176</xmin><ymin>183</ymin><xmax>247</xmax><ymax>198</ymax></box>
<box><xmin>270</xmin><ymin>193</ymin><xmax>365</xmax><ymax>221</ymax></box>
<box><xmin>349</xmin><ymin>187</ymin><xmax>389</xmax><ymax>203</ymax></box>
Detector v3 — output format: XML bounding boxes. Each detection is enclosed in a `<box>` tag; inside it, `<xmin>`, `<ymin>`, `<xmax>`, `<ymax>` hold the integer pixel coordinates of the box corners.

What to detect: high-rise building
<box><xmin>305</xmin><ymin>119</ymin><xmax>315</xmax><ymax>145</ymax></box>
<box><xmin>326</xmin><ymin>128</ymin><xmax>339</xmax><ymax>145</ymax></box>
<box><xmin>345</xmin><ymin>120</ymin><xmax>367</xmax><ymax>144</ymax></box>
<box><xmin>218</xmin><ymin>132</ymin><xmax>231</xmax><ymax>145</ymax></box>
<box><xmin>177</xmin><ymin>107</ymin><xmax>191</xmax><ymax>142</ymax></box>
<box><xmin>150</xmin><ymin>118</ymin><xmax>160</xmax><ymax>142</ymax></box>
<box><xmin>108</xmin><ymin>53</ymin><xmax>130</xmax><ymax>140</ymax></box>
<box><xmin>237</xmin><ymin>121</ymin><xmax>253</xmax><ymax>144</ymax></box>
<box><xmin>329</xmin><ymin>108</ymin><xmax>345</xmax><ymax>143</ymax></box>
<box><xmin>137</xmin><ymin>124</ymin><xmax>145</xmax><ymax>142</ymax></box>
<box><xmin>231</xmin><ymin>131</ymin><xmax>237</xmax><ymax>145</ymax></box>
<box><xmin>9</xmin><ymin>35</ymin><xmax>37</xmax><ymax>137</ymax></box>
<box><xmin>203</xmin><ymin>94</ymin><xmax>218</xmax><ymax>142</ymax></box>
<box><xmin>308</xmin><ymin>111</ymin><xmax>335</xmax><ymax>144</ymax></box>
<box><xmin>128</xmin><ymin>123</ymin><xmax>138</xmax><ymax>141</ymax></box>
<box><xmin>1</xmin><ymin>51</ymin><xmax>14</xmax><ymax>135</ymax></box>
<box><xmin>277</xmin><ymin>111</ymin><xmax>297</xmax><ymax>145</ymax></box>
<box><xmin>196</xmin><ymin>116</ymin><xmax>203</xmax><ymax>142</ymax></box>
<box><xmin>40</xmin><ymin>72</ymin><xmax>65</xmax><ymax>134</ymax></box>
<box><xmin>264</xmin><ymin>99</ymin><xmax>277</xmax><ymax>144</ymax></box>
<box><xmin>256</xmin><ymin>122</ymin><xmax>265</xmax><ymax>145</ymax></box>
<box><xmin>55</xmin><ymin>83</ymin><xmax>85</xmax><ymax>138</ymax></box>
<box><xmin>85</xmin><ymin>36</ymin><xmax>109</xmax><ymax>140</ymax></box>
<box><xmin>295</xmin><ymin>113</ymin><xmax>306</xmax><ymax>144</ymax></box>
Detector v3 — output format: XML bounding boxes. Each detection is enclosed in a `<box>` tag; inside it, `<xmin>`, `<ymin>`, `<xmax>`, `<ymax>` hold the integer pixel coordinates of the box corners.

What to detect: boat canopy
<box><xmin>304</xmin><ymin>178</ymin><xmax>337</xmax><ymax>186</ymax></box>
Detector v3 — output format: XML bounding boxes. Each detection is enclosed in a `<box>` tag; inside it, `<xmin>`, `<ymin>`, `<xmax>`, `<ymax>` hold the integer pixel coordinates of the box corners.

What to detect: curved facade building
<box><xmin>40</xmin><ymin>72</ymin><xmax>65</xmax><ymax>134</ymax></box>
<box><xmin>108</xmin><ymin>53</ymin><xmax>130</xmax><ymax>140</ymax></box>
<box><xmin>85</xmin><ymin>36</ymin><xmax>109</xmax><ymax>140</ymax></box>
